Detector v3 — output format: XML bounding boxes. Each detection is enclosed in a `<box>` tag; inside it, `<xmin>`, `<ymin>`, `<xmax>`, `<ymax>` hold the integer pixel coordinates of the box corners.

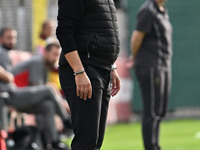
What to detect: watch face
<box><xmin>112</xmin><ymin>64</ymin><xmax>117</xmax><ymax>69</ymax></box>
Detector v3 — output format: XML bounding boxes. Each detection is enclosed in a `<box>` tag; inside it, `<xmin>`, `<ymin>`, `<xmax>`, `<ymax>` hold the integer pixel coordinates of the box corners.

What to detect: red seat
<box><xmin>14</xmin><ymin>71</ymin><xmax>29</xmax><ymax>87</ymax></box>
<box><xmin>0</xmin><ymin>130</ymin><xmax>7</xmax><ymax>150</ymax></box>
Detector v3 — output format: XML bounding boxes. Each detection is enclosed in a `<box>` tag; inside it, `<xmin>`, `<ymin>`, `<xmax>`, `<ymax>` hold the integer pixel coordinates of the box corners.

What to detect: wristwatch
<box><xmin>111</xmin><ymin>64</ymin><xmax>117</xmax><ymax>71</ymax></box>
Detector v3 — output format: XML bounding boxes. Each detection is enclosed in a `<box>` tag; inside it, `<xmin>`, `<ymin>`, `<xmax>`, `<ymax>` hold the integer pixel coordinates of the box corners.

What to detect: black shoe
<box><xmin>52</xmin><ymin>141</ymin><xmax>70</xmax><ymax>150</ymax></box>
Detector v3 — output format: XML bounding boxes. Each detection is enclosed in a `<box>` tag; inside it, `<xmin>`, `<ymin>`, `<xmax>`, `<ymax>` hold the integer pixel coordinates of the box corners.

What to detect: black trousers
<box><xmin>59</xmin><ymin>65</ymin><xmax>111</xmax><ymax>150</ymax></box>
<box><xmin>135</xmin><ymin>67</ymin><xmax>171</xmax><ymax>150</ymax></box>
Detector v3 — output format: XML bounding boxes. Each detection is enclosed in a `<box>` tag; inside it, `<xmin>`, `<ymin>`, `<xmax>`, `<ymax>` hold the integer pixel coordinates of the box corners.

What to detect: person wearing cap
<box><xmin>130</xmin><ymin>0</ymin><xmax>173</xmax><ymax>149</ymax></box>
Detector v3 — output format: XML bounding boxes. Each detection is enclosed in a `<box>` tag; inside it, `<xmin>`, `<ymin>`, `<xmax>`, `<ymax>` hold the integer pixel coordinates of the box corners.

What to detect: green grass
<box><xmin>101</xmin><ymin>119</ymin><xmax>200</xmax><ymax>150</ymax></box>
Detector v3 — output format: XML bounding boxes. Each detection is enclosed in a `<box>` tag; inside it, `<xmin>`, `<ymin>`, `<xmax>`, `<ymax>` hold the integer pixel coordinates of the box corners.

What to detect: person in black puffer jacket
<box><xmin>56</xmin><ymin>0</ymin><xmax>121</xmax><ymax>150</ymax></box>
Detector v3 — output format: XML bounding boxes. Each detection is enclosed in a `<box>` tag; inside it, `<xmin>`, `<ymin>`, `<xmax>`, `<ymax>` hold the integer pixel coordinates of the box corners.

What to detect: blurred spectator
<box><xmin>36</xmin><ymin>19</ymin><xmax>61</xmax><ymax>92</ymax></box>
<box><xmin>36</xmin><ymin>20</ymin><xmax>57</xmax><ymax>55</ymax></box>
<box><xmin>0</xmin><ymin>27</ymin><xmax>69</xmax><ymax>150</ymax></box>
<box><xmin>12</xmin><ymin>43</ymin><xmax>72</xmax><ymax>129</ymax></box>
<box><xmin>130</xmin><ymin>0</ymin><xmax>173</xmax><ymax>150</ymax></box>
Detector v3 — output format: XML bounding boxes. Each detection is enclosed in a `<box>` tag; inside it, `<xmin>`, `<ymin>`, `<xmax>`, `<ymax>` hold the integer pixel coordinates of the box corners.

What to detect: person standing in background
<box><xmin>56</xmin><ymin>0</ymin><xmax>121</xmax><ymax>150</ymax></box>
<box><xmin>130</xmin><ymin>0</ymin><xmax>173</xmax><ymax>150</ymax></box>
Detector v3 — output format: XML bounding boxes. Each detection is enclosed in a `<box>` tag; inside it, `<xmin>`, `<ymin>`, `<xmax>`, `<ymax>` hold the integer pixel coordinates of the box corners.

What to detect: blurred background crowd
<box><xmin>0</xmin><ymin>0</ymin><xmax>200</xmax><ymax>150</ymax></box>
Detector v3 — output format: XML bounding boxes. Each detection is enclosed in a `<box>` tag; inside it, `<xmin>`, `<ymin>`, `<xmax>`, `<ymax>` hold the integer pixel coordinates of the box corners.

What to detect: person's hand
<box><xmin>0</xmin><ymin>66</ymin><xmax>14</xmax><ymax>83</ymax></box>
<box><xmin>110</xmin><ymin>69</ymin><xmax>121</xmax><ymax>97</ymax></box>
<box><xmin>7</xmin><ymin>72</ymin><xmax>14</xmax><ymax>83</ymax></box>
<box><xmin>75</xmin><ymin>72</ymin><xmax>92</xmax><ymax>100</ymax></box>
<box><xmin>126</xmin><ymin>55</ymin><xmax>135</xmax><ymax>68</ymax></box>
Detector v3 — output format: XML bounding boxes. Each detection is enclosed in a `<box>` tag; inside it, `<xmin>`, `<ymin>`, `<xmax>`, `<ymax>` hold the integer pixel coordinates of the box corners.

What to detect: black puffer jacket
<box><xmin>56</xmin><ymin>0</ymin><xmax>120</xmax><ymax>70</ymax></box>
